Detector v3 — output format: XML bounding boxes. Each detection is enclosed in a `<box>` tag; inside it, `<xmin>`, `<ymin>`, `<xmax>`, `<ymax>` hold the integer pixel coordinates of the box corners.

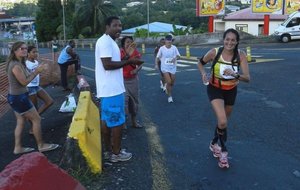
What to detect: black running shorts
<box><xmin>207</xmin><ymin>84</ymin><xmax>237</xmax><ymax>106</ymax></box>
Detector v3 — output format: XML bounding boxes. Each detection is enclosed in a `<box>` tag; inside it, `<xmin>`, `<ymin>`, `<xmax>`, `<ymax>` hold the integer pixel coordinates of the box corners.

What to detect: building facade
<box><xmin>214</xmin><ymin>8</ymin><xmax>287</xmax><ymax>36</ymax></box>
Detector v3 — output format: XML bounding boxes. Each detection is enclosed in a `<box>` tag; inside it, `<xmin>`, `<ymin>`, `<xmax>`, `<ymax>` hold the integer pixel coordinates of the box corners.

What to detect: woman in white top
<box><xmin>155</xmin><ymin>35</ymin><xmax>180</xmax><ymax>103</ymax></box>
<box><xmin>26</xmin><ymin>45</ymin><xmax>53</xmax><ymax>118</ymax></box>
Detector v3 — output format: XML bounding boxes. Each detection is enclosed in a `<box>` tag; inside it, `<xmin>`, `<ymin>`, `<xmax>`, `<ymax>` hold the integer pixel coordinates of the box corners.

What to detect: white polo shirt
<box><xmin>95</xmin><ymin>34</ymin><xmax>125</xmax><ymax>98</ymax></box>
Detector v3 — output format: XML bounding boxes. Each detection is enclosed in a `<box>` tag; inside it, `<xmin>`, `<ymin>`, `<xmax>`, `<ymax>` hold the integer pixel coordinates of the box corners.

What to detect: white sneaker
<box><xmin>160</xmin><ymin>80</ymin><xmax>164</xmax><ymax>89</ymax></box>
<box><xmin>209</xmin><ymin>142</ymin><xmax>221</xmax><ymax>158</ymax></box>
<box><xmin>218</xmin><ymin>151</ymin><xmax>229</xmax><ymax>168</ymax></box>
<box><xmin>162</xmin><ymin>84</ymin><xmax>167</xmax><ymax>92</ymax></box>
<box><xmin>168</xmin><ymin>96</ymin><xmax>173</xmax><ymax>103</ymax></box>
<box><xmin>103</xmin><ymin>151</ymin><xmax>111</xmax><ymax>160</ymax></box>
<box><xmin>110</xmin><ymin>150</ymin><xmax>132</xmax><ymax>163</ymax></box>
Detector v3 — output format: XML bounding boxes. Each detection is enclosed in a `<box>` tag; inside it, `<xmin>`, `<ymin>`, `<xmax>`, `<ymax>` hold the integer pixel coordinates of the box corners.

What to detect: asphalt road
<box><xmin>36</xmin><ymin>41</ymin><xmax>300</xmax><ymax>189</ymax></box>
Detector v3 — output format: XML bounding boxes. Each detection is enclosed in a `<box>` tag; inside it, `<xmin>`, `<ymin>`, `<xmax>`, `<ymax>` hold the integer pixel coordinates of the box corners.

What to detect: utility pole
<box><xmin>147</xmin><ymin>0</ymin><xmax>149</xmax><ymax>37</ymax></box>
<box><xmin>61</xmin><ymin>0</ymin><xmax>66</xmax><ymax>43</ymax></box>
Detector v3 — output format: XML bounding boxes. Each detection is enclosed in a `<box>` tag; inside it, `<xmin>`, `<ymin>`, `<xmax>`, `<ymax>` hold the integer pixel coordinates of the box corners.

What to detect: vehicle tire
<box><xmin>281</xmin><ymin>34</ymin><xmax>290</xmax><ymax>43</ymax></box>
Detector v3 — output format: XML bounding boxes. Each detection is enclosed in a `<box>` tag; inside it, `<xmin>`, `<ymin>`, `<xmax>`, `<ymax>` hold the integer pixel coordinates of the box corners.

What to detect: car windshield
<box><xmin>282</xmin><ymin>15</ymin><xmax>293</xmax><ymax>26</ymax></box>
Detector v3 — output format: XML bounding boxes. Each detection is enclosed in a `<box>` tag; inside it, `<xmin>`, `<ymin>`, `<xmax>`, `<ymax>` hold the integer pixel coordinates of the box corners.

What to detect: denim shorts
<box><xmin>100</xmin><ymin>93</ymin><xmax>125</xmax><ymax>128</ymax></box>
<box><xmin>28</xmin><ymin>86</ymin><xmax>42</xmax><ymax>96</ymax></box>
<box><xmin>7</xmin><ymin>92</ymin><xmax>34</xmax><ymax>115</ymax></box>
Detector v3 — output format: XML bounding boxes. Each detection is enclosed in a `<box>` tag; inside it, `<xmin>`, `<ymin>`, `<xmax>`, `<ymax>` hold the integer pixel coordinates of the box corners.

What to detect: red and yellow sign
<box><xmin>252</xmin><ymin>0</ymin><xmax>283</xmax><ymax>13</ymax></box>
<box><xmin>285</xmin><ymin>0</ymin><xmax>300</xmax><ymax>14</ymax></box>
<box><xmin>196</xmin><ymin>0</ymin><xmax>225</xmax><ymax>16</ymax></box>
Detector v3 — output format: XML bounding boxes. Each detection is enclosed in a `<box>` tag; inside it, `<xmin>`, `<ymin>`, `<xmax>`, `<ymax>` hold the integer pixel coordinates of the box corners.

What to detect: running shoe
<box><xmin>209</xmin><ymin>142</ymin><xmax>221</xmax><ymax>158</ymax></box>
<box><xmin>110</xmin><ymin>150</ymin><xmax>132</xmax><ymax>163</ymax></box>
<box><xmin>163</xmin><ymin>84</ymin><xmax>167</xmax><ymax>93</ymax></box>
<box><xmin>160</xmin><ymin>80</ymin><xmax>164</xmax><ymax>90</ymax></box>
<box><xmin>218</xmin><ymin>151</ymin><xmax>229</xmax><ymax>168</ymax></box>
<box><xmin>103</xmin><ymin>151</ymin><xmax>111</xmax><ymax>160</ymax></box>
<box><xmin>168</xmin><ymin>96</ymin><xmax>173</xmax><ymax>103</ymax></box>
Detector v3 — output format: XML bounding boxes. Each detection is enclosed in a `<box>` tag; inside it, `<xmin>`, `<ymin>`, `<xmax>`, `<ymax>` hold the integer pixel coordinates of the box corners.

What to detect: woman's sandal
<box><xmin>13</xmin><ymin>147</ymin><xmax>35</xmax><ymax>154</ymax></box>
<box><xmin>39</xmin><ymin>144</ymin><xmax>59</xmax><ymax>153</ymax></box>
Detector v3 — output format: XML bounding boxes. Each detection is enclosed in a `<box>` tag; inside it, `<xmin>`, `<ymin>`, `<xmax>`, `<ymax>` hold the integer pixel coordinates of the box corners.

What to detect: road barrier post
<box><xmin>246</xmin><ymin>46</ymin><xmax>251</xmax><ymax>62</ymax></box>
<box><xmin>142</xmin><ymin>43</ymin><xmax>145</xmax><ymax>54</ymax></box>
<box><xmin>186</xmin><ymin>45</ymin><xmax>190</xmax><ymax>58</ymax></box>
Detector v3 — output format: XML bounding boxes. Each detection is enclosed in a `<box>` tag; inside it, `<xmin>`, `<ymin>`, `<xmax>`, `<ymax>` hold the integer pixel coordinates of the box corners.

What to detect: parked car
<box><xmin>3</xmin><ymin>32</ymin><xmax>13</xmax><ymax>39</ymax></box>
<box><xmin>274</xmin><ymin>11</ymin><xmax>300</xmax><ymax>43</ymax></box>
<box><xmin>9</xmin><ymin>29</ymin><xmax>21</xmax><ymax>35</ymax></box>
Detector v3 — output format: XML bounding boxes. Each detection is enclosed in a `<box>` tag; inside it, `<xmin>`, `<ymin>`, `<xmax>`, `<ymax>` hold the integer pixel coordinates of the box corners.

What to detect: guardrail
<box><xmin>0</xmin><ymin>63</ymin><xmax>9</xmax><ymax>118</ymax></box>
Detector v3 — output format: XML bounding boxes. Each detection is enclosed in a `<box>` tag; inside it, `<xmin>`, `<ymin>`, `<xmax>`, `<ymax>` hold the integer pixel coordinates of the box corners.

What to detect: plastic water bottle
<box><xmin>77</xmin><ymin>78</ymin><xmax>84</xmax><ymax>89</ymax></box>
<box><xmin>203</xmin><ymin>73</ymin><xmax>211</xmax><ymax>86</ymax></box>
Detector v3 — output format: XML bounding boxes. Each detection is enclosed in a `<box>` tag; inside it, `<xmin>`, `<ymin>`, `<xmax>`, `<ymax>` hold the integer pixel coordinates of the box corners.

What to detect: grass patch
<box><xmin>67</xmin><ymin>166</ymin><xmax>101</xmax><ymax>187</ymax></box>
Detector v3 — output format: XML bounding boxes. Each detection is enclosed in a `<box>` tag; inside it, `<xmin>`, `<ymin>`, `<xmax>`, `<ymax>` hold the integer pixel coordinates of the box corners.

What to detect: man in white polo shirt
<box><xmin>95</xmin><ymin>16</ymin><xmax>143</xmax><ymax>163</ymax></box>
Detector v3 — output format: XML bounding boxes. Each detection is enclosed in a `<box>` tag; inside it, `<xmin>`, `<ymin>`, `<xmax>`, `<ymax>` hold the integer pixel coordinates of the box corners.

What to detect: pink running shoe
<box><xmin>218</xmin><ymin>151</ymin><xmax>229</xmax><ymax>168</ymax></box>
<box><xmin>209</xmin><ymin>142</ymin><xmax>221</xmax><ymax>158</ymax></box>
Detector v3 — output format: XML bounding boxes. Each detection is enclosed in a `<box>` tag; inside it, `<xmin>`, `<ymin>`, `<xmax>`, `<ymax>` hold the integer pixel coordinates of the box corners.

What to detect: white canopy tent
<box><xmin>122</xmin><ymin>21</ymin><xmax>188</xmax><ymax>35</ymax></box>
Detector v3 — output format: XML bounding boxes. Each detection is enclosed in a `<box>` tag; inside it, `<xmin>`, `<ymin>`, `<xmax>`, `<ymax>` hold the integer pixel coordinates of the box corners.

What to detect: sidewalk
<box><xmin>0</xmin><ymin>84</ymin><xmax>76</xmax><ymax>171</ymax></box>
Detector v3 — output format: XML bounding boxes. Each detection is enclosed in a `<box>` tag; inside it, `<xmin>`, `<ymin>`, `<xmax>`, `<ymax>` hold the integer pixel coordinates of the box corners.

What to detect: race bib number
<box><xmin>219</xmin><ymin>64</ymin><xmax>238</xmax><ymax>79</ymax></box>
<box><xmin>164</xmin><ymin>58</ymin><xmax>174</xmax><ymax>65</ymax></box>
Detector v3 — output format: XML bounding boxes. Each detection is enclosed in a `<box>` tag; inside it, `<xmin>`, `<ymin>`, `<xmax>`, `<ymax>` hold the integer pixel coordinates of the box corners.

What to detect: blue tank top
<box><xmin>58</xmin><ymin>45</ymin><xmax>71</xmax><ymax>64</ymax></box>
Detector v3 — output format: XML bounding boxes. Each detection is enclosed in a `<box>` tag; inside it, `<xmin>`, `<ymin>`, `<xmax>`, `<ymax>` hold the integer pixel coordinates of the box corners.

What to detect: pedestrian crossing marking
<box><xmin>81</xmin><ymin>56</ymin><xmax>282</xmax><ymax>77</ymax></box>
<box><xmin>82</xmin><ymin>66</ymin><xmax>95</xmax><ymax>72</ymax></box>
<box><xmin>176</xmin><ymin>63</ymin><xmax>190</xmax><ymax>67</ymax></box>
<box><xmin>142</xmin><ymin>66</ymin><xmax>155</xmax><ymax>71</ymax></box>
<box><xmin>178</xmin><ymin>60</ymin><xmax>198</xmax><ymax>64</ymax></box>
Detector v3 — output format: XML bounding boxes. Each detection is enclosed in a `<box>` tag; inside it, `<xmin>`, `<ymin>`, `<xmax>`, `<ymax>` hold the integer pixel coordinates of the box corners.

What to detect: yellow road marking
<box><xmin>139</xmin><ymin>102</ymin><xmax>172</xmax><ymax>190</ymax></box>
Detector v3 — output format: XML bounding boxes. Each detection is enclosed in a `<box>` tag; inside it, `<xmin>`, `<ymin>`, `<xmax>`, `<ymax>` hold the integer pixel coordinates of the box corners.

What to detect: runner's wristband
<box><xmin>198</xmin><ymin>57</ymin><xmax>207</xmax><ymax>65</ymax></box>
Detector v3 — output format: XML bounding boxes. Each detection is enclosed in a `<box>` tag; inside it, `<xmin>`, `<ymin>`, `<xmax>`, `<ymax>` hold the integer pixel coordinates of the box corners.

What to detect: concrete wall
<box><xmin>225</xmin><ymin>20</ymin><xmax>283</xmax><ymax>36</ymax></box>
<box><xmin>37</xmin><ymin>31</ymin><xmax>274</xmax><ymax>50</ymax></box>
<box><xmin>133</xmin><ymin>31</ymin><xmax>257</xmax><ymax>46</ymax></box>
<box><xmin>215</xmin><ymin>20</ymin><xmax>283</xmax><ymax>36</ymax></box>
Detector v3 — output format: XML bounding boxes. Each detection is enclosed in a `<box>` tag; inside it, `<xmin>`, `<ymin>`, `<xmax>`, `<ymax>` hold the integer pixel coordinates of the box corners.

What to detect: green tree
<box><xmin>36</xmin><ymin>0</ymin><xmax>61</xmax><ymax>42</ymax></box>
<box><xmin>56</xmin><ymin>0</ymin><xmax>78</xmax><ymax>40</ymax></box>
<box><xmin>75</xmin><ymin>0</ymin><xmax>117</xmax><ymax>36</ymax></box>
<box><xmin>6</xmin><ymin>2</ymin><xmax>38</xmax><ymax>17</ymax></box>
<box><xmin>171</xmin><ymin>24</ymin><xmax>191</xmax><ymax>36</ymax></box>
<box><xmin>121</xmin><ymin>11</ymin><xmax>145</xmax><ymax>30</ymax></box>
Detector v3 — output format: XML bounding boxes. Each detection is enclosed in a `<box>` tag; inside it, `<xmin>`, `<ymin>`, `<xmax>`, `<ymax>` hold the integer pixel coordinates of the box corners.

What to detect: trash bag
<box><xmin>59</xmin><ymin>93</ymin><xmax>77</xmax><ymax>112</ymax></box>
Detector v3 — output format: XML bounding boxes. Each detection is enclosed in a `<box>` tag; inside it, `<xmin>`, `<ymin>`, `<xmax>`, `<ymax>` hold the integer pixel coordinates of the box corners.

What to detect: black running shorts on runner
<box><xmin>207</xmin><ymin>84</ymin><xmax>237</xmax><ymax>106</ymax></box>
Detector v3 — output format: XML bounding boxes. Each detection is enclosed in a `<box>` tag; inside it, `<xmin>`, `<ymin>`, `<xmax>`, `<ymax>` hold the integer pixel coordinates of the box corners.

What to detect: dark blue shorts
<box><xmin>7</xmin><ymin>92</ymin><xmax>34</xmax><ymax>115</ymax></box>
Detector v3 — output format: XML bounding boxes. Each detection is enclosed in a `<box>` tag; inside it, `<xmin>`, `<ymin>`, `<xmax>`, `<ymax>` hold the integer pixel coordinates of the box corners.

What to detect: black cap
<box><xmin>165</xmin><ymin>35</ymin><xmax>173</xmax><ymax>41</ymax></box>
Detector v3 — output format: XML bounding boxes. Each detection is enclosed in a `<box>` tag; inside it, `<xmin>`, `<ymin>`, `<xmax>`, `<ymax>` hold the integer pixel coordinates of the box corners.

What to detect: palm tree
<box><xmin>75</xmin><ymin>0</ymin><xmax>116</xmax><ymax>36</ymax></box>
